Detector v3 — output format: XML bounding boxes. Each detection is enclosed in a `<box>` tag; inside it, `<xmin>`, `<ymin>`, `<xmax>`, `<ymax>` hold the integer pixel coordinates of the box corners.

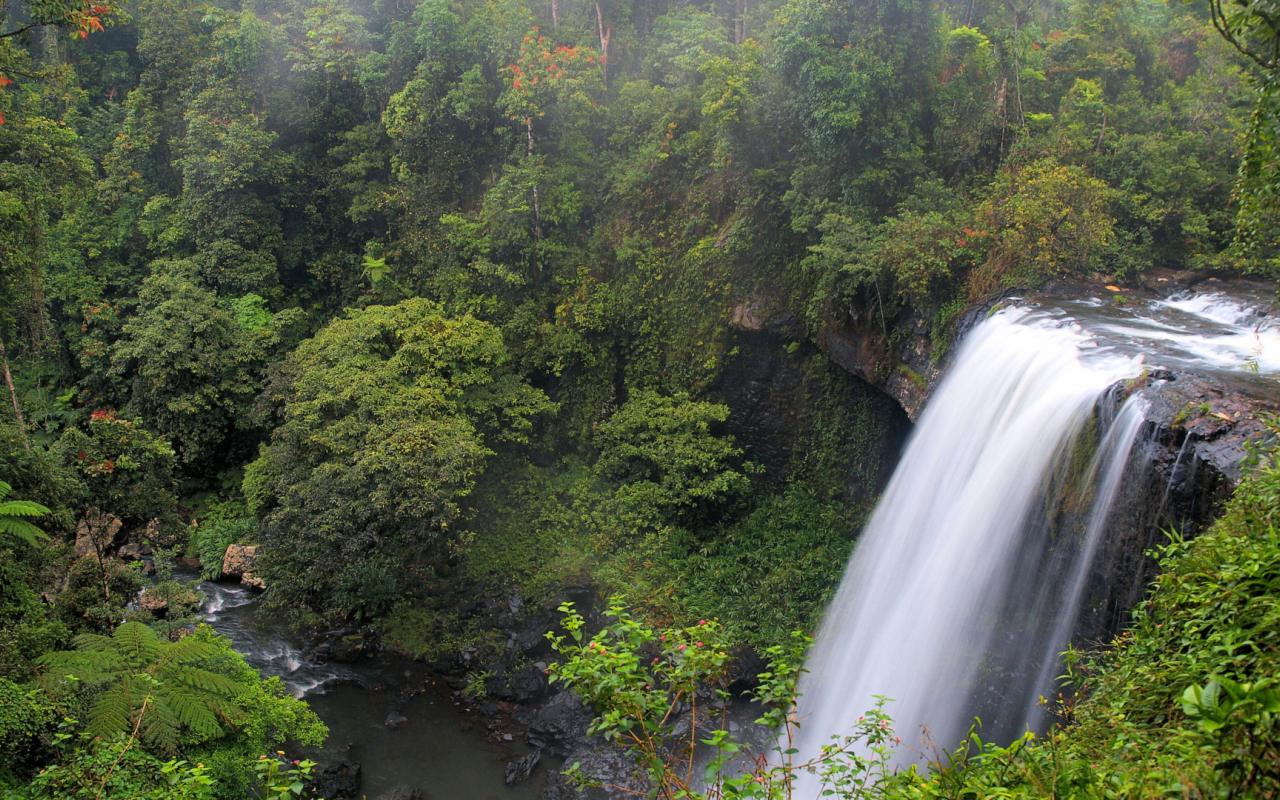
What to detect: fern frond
<box><xmin>0</xmin><ymin>499</ymin><xmax>52</xmax><ymax>517</ymax></box>
<box><xmin>141</xmin><ymin>700</ymin><xmax>180</xmax><ymax>754</ymax></box>
<box><xmin>112</xmin><ymin>622</ymin><xmax>161</xmax><ymax>667</ymax></box>
<box><xmin>0</xmin><ymin>482</ymin><xmax>10</xmax><ymax>502</ymax></box>
<box><xmin>72</xmin><ymin>633</ymin><xmax>117</xmax><ymax>652</ymax></box>
<box><xmin>160</xmin><ymin>638</ymin><xmax>217</xmax><ymax>667</ymax></box>
<box><xmin>88</xmin><ymin>684</ymin><xmax>137</xmax><ymax>739</ymax></box>
<box><xmin>166</xmin><ymin>666</ymin><xmax>241</xmax><ymax>698</ymax></box>
<box><xmin>0</xmin><ymin>517</ymin><xmax>50</xmax><ymax>546</ymax></box>
<box><xmin>160</xmin><ymin>688</ymin><xmax>223</xmax><ymax>740</ymax></box>
<box><xmin>39</xmin><ymin>650</ymin><xmax>124</xmax><ymax>685</ymax></box>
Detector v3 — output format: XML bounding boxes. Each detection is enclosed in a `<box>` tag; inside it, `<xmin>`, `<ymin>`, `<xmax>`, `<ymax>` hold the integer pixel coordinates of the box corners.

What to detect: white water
<box><xmin>1054</xmin><ymin>289</ymin><xmax>1280</xmax><ymax>376</ymax></box>
<box><xmin>793</xmin><ymin>309</ymin><xmax>1147</xmax><ymax>774</ymax></box>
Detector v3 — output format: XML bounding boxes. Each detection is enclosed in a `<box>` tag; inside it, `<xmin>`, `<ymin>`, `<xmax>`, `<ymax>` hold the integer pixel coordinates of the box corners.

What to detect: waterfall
<box><xmin>793</xmin><ymin>308</ymin><xmax>1148</xmax><ymax>774</ymax></box>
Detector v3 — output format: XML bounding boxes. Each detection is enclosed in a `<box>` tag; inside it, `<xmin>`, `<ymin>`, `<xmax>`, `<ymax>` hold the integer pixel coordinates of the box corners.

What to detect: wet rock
<box><xmin>74</xmin><ymin>510</ymin><xmax>122</xmax><ymax>557</ymax></box>
<box><xmin>505</xmin><ymin>751</ymin><xmax>540</xmax><ymax>785</ymax></box>
<box><xmin>117</xmin><ymin>543</ymin><xmax>142</xmax><ymax>561</ymax></box>
<box><xmin>136</xmin><ymin>587</ymin><xmax>198</xmax><ymax>618</ymax></box>
<box><xmin>508</xmin><ymin>664</ymin><xmax>549</xmax><ymax>704</ymax></box>
<box><xmin>309</xmin><ymin>758</ymin><xmax>361</xmax><ymax>800</ymax></box>
<box><xmin>384</xmin><ymin>711</ymin><xmax>408</xmax><ymax>728</ymax></box>
<box><xmin>375</xmin><ymin>787</ymin><xmax>422</xmax><ymax>800</ymax></box>
<box><xmin>221</xmin><ymin>544</ymin><xmax>258</xmax><ymax>578</ymax></box>
<box><xmin>529</xmin><ymin>691</ymin><xmax>590</xmax><ymax>743</ymax></box>
<box><xmin>544</xmin><ymin>736</ymin><xmax>650</xmax><ymax>800</ymax></box>
<box><xmin>241</xmin><ymin>572</ymin><xmax>265</xmax><ymax>590</ymax></box>
<box><xmin>330</xmin><ymin>635</ymin><xmax>365</xmax><ymax>664</ymax></box>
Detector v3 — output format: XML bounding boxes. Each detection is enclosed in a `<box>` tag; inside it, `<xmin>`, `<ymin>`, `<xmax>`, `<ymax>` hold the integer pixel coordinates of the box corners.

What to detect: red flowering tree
<box><xmin>58</xmin><ymin>411</ymin><xmax>182</xmax><ymax>534</ymax></box>
<box><xmin>497</xmin><ymin>31</ymin><xmax>603</xmax><ymax>240</ymax></box>
<box><xmin>0</xmin><ymin>0</ymin><xmax>124</xmax><ymax>122</ymax></box>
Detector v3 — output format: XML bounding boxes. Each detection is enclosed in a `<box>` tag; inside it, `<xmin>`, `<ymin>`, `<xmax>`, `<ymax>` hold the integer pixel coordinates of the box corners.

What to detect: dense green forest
<box><xmin>3</xmin><ymin>0</ymin><xmax>1280</xmax><ymax>792</ymax></box>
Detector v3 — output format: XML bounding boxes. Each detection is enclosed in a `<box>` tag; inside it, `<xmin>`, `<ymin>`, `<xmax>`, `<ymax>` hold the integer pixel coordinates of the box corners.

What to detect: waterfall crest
<box><xmin>794</xmin><ymin>309</ymin><xmax>1147</xmax><ymax>769</ymax></box>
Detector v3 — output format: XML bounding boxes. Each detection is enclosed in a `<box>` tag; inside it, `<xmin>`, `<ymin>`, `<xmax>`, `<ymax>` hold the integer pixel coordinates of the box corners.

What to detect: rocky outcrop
<box><xmin>505</xmin><ymin>752</ymin><xmax>541</xmax><ymax>785</ymax></box>
<box><xmin>221</xmin><ymin>544</ymin><xmax>258</xmax><ymax>579</ymax></box>
<box><xmin>74</xmin><ymin>510</ymin><xmax>122</xmax><ymax>557</ymax></box>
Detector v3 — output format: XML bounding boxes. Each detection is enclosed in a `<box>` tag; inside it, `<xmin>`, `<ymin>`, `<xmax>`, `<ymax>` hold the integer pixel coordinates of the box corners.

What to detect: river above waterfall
<box><xmin>197</xmin><ymin>580</ymin><xmax>551</xmax><ymax>799</ymax></box>
<box><xmin>1018</xmin><ymin>281</ymin><xmax>1280</xmax><ymax>392</ymax></box>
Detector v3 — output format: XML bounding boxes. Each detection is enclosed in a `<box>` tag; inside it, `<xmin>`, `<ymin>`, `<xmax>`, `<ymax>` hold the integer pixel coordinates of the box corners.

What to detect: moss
<box><xmin>896</xmin><ymin>363</ymin><xmax>927</xmax><ymax>392</ymax></box>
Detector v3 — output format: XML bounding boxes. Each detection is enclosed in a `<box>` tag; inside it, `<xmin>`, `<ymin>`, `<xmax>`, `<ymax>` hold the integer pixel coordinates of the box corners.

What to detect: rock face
<box><xmin>221</xmin><ymin>544</ymin><xmax>258</xmax><ymax>578</ymax></box>
<box><xmin>543</xmin><ymin>736</ymin><xmax>650</xmax><ymax>799</ymax></box>
<box><xmin>74</xmin><ymin>510</ymin><xmax>122</xmax><ymax>557</ymax></box>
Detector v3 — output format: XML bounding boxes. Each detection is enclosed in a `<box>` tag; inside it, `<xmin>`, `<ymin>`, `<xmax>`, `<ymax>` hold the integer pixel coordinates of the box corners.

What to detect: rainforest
<box><xmin>2</xmin><ymin>0</ymin><xmax>1280</xmax><ymax>794</ymax></box>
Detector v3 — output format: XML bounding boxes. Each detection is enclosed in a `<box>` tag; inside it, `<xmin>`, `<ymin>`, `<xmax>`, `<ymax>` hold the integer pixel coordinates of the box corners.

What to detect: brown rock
<box><xmin>145</xmin><ymin>518</ymin><xmax>178</xmax><ymax>548</ymax></box>
<box><xmin>221</xmin><ymin>544</ymin><xmax>258</xmax><ymax>578</ymax></box>
<box><xmin>74</xmin><ymin>510</ymin><xmax>123</xmax><ymax>558</ymax></box>
<box><xmin>117</xmin><ymin>543</ymin><xmax>143</xmax><ymax>561</ymax></box>
<box><xmin>137</xmin><ymin>587</ymin><xmax>198</xmax><ymax>618</ymax></box>
<box><xmin>241</xmin><ymin>572</ymin><xmax>265</xmax><ymax>590</ymax></box>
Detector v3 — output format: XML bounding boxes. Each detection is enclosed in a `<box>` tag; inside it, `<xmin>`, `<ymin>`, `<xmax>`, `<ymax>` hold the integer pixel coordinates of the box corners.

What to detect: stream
<box><xmin>199</xmin><ymin>581</ymin><xmax>551</xmax><ymax>799</ymax></box>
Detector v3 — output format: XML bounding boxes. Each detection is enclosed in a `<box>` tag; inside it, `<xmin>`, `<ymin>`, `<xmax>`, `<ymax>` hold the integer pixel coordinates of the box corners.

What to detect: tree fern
<box><xmin>0</xmin><ymin>480</ymin><xmax>51</xmax><ymax>547</ymax></box>
<box><xmin>38</xmin><ymin>622</ymin><xmax>245</xmax><ymax>753</ymax></box>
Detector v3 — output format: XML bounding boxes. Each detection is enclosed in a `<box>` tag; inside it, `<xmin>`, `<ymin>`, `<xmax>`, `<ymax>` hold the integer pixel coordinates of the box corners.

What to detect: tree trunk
<box><xmin>0</xmin><ymin>337</ymin><xmax>28</xmax><ymax>451</ymax></box>
<box><xmin>551</xmin><ymin>0</ymin><xmax>559</xmax><ymax>27</ymax></box>
<box><xmin>595</xmin><ymin>2</ymin><xmax>611</xmax><ymax>84</ymax></box>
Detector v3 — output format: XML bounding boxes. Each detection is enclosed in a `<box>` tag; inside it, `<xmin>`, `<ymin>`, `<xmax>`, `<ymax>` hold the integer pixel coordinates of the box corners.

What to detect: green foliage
<box><xmin>56</xmin><ymin>411</ymin><xmax>181</xmax><ymax>533</ymax></box>
<box><xmin>110</xmin><ymin>264</ymin><xmax>299</xmax><ymax>470</ymax></box>
<box><xmin>5</xmin><ymin>730</ymin><xmax>216</xmax><ymax>800</ymax></box>
<box><xmin>38</xmin><ymin>622</ymin><xmax>241</xmax><ymax>753</ymax></box>
<box><xmin>594</xmin><ymin>391</ymin><xmax>757</xmax><ymax>529</ymax></box>
<box><xmin>548</xmin><ymin>598</ymin><xmax>903</xmax><ymax>799</ymax></box>
<box><xmin>252</xmin><ymin>298</ymin><xmax>554</xmax><ymax>622</ymax></box>
<box><xmin>252</xmin><ymin>755</ymin><xmax>316</xmax><ymax>798</ymax></box>
<box><xmin>192</xmin><ymin>518</ymin><xmax>254</xmax><ymax>581</ymax></box>
<box><xmin>647</xmin><ymin>488</ymin><xmax>865</xmax><ymax>650</ymax></box>
<box><xmin>0</xmin><ymin>481</ymin><xmax>51</xmax><ymax>547</ymax></box>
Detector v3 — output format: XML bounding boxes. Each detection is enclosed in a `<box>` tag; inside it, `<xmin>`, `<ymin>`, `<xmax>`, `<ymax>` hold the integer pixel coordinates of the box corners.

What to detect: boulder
<box><xmin>117</xmin><ymin>543</ymin><xmax>142</xmax><ymax>561</ymax></box>
<box><xmin>374</xmin><ymin>787</ymin><xmax>422</xmax><ymax>800</ymax></box>
<box><xmin>384</xmin><ymin>711</ymin><xmax>408</xmax><ymax>728</ymax></box>
<box><xmin>508</xmin><ymin>664</ymin><xmax>549</xmax><ymax>704</ymax></box>
<box><xmin>241</xmin><ymin>572</ymin><xmax>266</xmax><ymax>590</ymax></box>
<box><xmin>309</xmin><ymin>758</ymin><xmax>361</xmax><ymax>800</ymax></box>
<box><xmin>221</xmin><ymin>544</ymin><xmax>258</xmax><ymax>578</ymax></box>
<box><xmin>504</xmin><ymin>751</ymin><xmax>540</xmax><ymax>785</ymax></box>
<box><xmin>74</xmin><ymin>510</ymin><xmax>122</xmax><ymax>558</ymax></box>
<box><xmin>137</xmin><ymin>587</ymin><xmax>198</xmax><ymax>618</ymax></box>
<box><xmin>145</xmin><ymin>518</ymin><xmax>177</xmax><ymax>548</ymax></box>
<box><xmin>544</xmin><ymin>737</ymin><xmax>649</xmax><ymax>799</ymax></box>
<box><xmin>529</xmin><ymin>691</ymin><xmax>590</xmax><ymax>743</ymax></box>
<box><xmin>329</xmin><ymin>635</ymin><xmax>364</xmax><ymax>663</ymax></box>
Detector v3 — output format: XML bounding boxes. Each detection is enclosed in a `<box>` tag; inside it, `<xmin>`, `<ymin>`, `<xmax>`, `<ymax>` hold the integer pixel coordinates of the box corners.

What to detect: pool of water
<box><xmin>196</xmin><ymin>579</ymin><xmax>553</xmax><ymax>798</ymax></box>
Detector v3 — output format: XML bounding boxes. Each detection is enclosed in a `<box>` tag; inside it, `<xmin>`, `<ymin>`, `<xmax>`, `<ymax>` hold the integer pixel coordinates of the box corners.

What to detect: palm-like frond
<box><xmin>0</xmin><ymin>516</ymin><xmax>49</xmax><ymax>546</ymax></box>
<box><xmin>140</xmin><ymin>700</ymin><xmax>181</xmax><ymax>754</ymax></box>
<box><xmin>0</xmin><ymin>482</ymin><xmax>50</xmax><ymax>546</ymax></box>
<box><xmin>88</xmin><ymin>683</ymin><xmax>141</xmax><ymax>739</ymax></box>
<box><xmin>43</xmin><ymin>622</ymin><xmax>247</xmax><ymax>752</ymax></box>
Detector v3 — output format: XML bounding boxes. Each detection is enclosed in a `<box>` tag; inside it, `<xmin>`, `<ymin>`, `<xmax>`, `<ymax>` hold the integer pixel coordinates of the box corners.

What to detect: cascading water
<box><xmin>793</xmin><ymin>308</ymin><xmax>1149</xmax><ymax>775</ymax></box>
